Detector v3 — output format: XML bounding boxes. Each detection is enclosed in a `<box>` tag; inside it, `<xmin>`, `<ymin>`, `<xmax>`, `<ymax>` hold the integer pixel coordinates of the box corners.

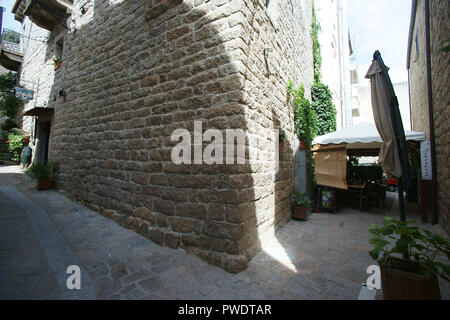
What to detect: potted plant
<box><xmin>292</xmin><ymin>191</ymin><xmax>311</xmax><ymax>221</ymax></box>
<box><xmin>52</xmin><ymin>56</ymin><xmax>62</xmax><ymax>70</ymax></box>
<box><xmin>25</xmin><ymin>162</ymin><xmax>59</xmax><ymax>191</ymax></box>
<box><xmin>299</xmin><ymin>140</ymin><xmax>307</xmax><ymax>150</ymax></box>
<box><xmin>369</xmin><ymin>217</ymin><xmax>449</xmax><ymax>300</ymax></box>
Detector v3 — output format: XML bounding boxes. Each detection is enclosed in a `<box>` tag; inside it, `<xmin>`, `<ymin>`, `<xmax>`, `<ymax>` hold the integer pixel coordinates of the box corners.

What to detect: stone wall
<box><xmin>19</xmin><ymin>16</ymin><xmax>67</xmax><ymax>163</ymax></box>
<box><xmin>233</xmin><ymin>0</ymin><xmax>313</xmax><ymax>260</ymax></box>
<box><xmin>18</xmin><ymin>0</ymin><xmax>314</xmax><ymax>272</ymax></box>
<box><xmin>430</xmin><ymin>0</ymin><xmax>449</xmax><ymax>234</ymax></box>
<box><xmin>409</xmin><ymin>0</ymin><xmax>449</xmax><ymax>234</ymax></box>
<box><xmin>409</xmin><ymin>0</ymin><xmax>430</xmax><ymax>138</ymax></box>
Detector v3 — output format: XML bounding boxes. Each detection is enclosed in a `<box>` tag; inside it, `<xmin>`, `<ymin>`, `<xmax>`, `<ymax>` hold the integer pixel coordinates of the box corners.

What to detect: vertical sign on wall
<box><xmin>420</xmin><ymin>141</ymin><xmax>432</xmax><ymax>180</ymax></box>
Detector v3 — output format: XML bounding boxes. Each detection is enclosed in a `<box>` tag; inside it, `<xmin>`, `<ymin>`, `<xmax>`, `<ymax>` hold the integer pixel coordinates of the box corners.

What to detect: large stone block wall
<box><xmin>409</xmin><ymin>0</ymin><xmax>430</xmax><ymax>139</ymax></box>
<box><xmin>231</xmin><ymin>0</ymin><xmax>313</xmax><ymax>260</ymax></box>
<box><xmin>430</xmin><ymin>0</ymin><xmax>449</xmax><ymax>234</ymax></box>
<box><xmin>19</xmin><ymin>17</ymin><xmax>67</xmax><ymax>162</ymax></box>
<box><xmin>409</xmin><ymin>0</ymin><xmax>449</xmax><ymax>234</ymax></box>
<box><xmin>19</xmin><ymin>0</ymin><xmax>313</xmax><ymax>272</ymax></box>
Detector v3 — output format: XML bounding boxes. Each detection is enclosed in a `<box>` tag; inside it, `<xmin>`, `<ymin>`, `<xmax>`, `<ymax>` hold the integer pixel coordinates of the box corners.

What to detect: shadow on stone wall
<box><xmin>36</xmin><ymin>0</ymin><xmax>299</xmax><ymax>274</ymax></box>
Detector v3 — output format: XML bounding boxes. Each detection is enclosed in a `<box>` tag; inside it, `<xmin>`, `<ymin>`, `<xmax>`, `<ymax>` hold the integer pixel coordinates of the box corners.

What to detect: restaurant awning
<box><xmin>312</xmin><ymin>122</ymin><xmax>425</xmax><ymax>151</ymax></box>
<box><xmin>311</xmin><ymin>122</ymin><xmax>426</xmax><ymax>190</ymax></box>
<box><xmin>22</xmin><ymin>107</ymin><xmax>54</xmax><ymax>116</ymax></box>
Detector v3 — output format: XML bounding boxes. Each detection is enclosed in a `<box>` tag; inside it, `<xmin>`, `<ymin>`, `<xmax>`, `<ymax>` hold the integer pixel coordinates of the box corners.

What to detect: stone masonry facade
<box><xmin>17</xmin><ymin>0</ymin><xmax>314</xmax><ymax>272</ymax></box>
<box><xmin>429</xmin><ymin>0</ymin><xmax>450</xmax><ymax>234</ymax></box>
<box><xmin>409</xmin><ymin>0</ymin><xmax>449</xmax><ymax>233</ymax></box>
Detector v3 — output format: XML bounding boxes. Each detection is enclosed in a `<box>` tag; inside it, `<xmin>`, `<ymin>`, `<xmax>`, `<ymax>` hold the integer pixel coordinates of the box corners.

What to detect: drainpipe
<box><xmin>0</xmin><ymin>7</ymin><xmax>4</xmax><ymax>39</ymax></box>
<box><xmin>424</xmin><ymin>0</ymin><xmax>438</xmax><ymax>224</ymax></box>
<box><xmin>407</xmin><ymin>70</ymin><xmax>413</xmax><ymax>130</ymax></box>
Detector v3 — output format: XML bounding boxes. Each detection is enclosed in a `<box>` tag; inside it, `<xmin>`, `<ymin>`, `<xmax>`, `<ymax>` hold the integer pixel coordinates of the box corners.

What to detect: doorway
<box><xmin>37</xmin><ymin>121</ymin><xmax>51</xmax><ymax>164</ymax></box>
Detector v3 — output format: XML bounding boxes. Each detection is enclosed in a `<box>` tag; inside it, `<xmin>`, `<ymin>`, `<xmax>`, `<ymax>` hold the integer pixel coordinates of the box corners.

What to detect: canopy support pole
<box><xmin>398</xmin><ymin>178</ymin><xmax>406</xmax><ymax>222</ymax></box>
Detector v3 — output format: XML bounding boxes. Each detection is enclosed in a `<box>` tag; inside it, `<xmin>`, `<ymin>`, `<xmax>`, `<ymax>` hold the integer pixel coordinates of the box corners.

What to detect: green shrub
<box><xmin>0</xmin><ymin>72</ymin><xmax>22</xmax><ymax>119</ymax></box>
<box><xmin>311</xmin><ymin>82</ymin><xmax>337</xmax><ymax>136</ymax></box>
<box><xmin>1</xmin><ymin>118</ymin><xmax>17</xmax><ymax>131</ymax></box>
<box><xmin>288</xmin><ymin>82</ymin><xmax>317</xmax><ymax>146</ymax></box>
<box><xmin>369</xmin><ymin>217</ymin><xmax>450</xmax><ymax>281</ymax></box>
<box><xmin>292</xmin><ymin>191</ymin><xmax>311</xmax><ymax>207</ymax></box>
<box><xmin>7</xmin><ymin>133</ymin><xmax>23</xmax><ymax>162</ymax></box>
<box><xmin>25</xmin><ymin>162</ymin><xmax>59</xmax><ymax>180</ymax></box>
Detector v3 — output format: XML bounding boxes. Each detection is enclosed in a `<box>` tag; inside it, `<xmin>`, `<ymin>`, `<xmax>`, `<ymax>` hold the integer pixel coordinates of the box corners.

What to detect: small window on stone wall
<box><xmin>414</xmin><ymin>29</ymin><xmax>419</xmax><ymax>62</ymax></box>
<box><xmin>53</xmin><ymin>38</ymin><xmax>64</xmax><ymax>71</ymax></box>
<box><xmin>266</xmin><ymin>0</ymin><xmax>280</xmax><ymax>30</ymax></box>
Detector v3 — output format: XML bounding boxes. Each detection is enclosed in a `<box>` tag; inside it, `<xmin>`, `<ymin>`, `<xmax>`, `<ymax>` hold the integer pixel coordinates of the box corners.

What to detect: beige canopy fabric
<box><xmin>313</xmin><ymin>145</ymin><xmax>348</xmax><ymax>190</ymax></box>
<box><xmin>365</xmin><ymin>60</ymin><xmax>402</xmax><ymax>178</ymax></box>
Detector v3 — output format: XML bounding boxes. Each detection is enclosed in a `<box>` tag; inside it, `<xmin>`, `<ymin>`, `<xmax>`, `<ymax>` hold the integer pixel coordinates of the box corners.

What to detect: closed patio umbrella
<box><xmin>365</xmin><ymin>51</ymin><xmax>412</xmax><ymax>221</ymax></box>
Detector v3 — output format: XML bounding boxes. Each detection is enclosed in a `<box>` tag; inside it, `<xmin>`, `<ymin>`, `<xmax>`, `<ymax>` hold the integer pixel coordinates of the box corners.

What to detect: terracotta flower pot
<box><xmin>292</xmin><ymin>206</ymin><xmax>308</xmax><ymax>221</ymax></box>
<box><xmin>299</xmin><ymin>140</ymin><xmax>307</xmax><ymax>150</ymax></box>
<box><xmin>380</xmin><ymin>257</ymin><xmax>441</xmax><ymax>300</ymax></box>
<box><xmin>37</xmin><ymin>178</ymin><xmax>54</xmax><ymax>191</ymax></box>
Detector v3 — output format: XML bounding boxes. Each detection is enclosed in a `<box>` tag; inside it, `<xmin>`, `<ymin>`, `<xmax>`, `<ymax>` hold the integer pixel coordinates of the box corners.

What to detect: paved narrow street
<box><xmin>0</xmin><ymin>165</ymin><xmax>448</xmax><ymax>300</ymax></box>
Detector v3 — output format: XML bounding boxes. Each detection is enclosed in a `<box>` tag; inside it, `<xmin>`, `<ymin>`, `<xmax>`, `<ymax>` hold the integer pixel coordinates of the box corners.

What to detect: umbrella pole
<box><xmin>397</xmin><ymin>178</ymin><xmax>406</xmax><ymax>222</ymax></box>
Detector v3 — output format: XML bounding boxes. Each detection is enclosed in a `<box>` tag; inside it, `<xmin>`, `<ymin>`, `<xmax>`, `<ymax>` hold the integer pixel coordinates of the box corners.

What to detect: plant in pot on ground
<box><xmin>292</xmin><ymin>191</ymin><xmax>311</xmax><ymax>221</ymax></box>
<box><xmin>369</xmin><ymin>217</ymin><xmax>450</xmax><ymax>300</ymax></box>
<box><xmin>25</xmin><ymin>162</ymin><xmax>59</xmax><ymax>191</ymax></box>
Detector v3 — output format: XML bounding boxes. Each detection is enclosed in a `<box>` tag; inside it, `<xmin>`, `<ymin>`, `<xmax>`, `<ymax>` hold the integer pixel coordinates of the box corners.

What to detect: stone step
<box><xmin>0</xmin><ymin>160</ymin><xmax>17</xmax><ymax>165</ymax></box>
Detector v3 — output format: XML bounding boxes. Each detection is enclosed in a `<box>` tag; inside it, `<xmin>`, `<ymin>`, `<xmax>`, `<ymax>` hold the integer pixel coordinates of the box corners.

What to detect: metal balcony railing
<box><xmin>1</xmin><ymin>28</ymin><xmax>23</xmax><ymax>55</ymax></box>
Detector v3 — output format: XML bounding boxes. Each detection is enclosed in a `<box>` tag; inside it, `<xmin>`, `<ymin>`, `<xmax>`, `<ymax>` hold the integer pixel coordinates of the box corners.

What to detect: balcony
<box><xmin>12</xmin><ymin>0</ymin><xmax>73</xmax><ymax>31</ymax></box>
<box><xmin>0</xmin><ymin>29</ymin><xmax>23</xmax><ymax>71</ymax></box>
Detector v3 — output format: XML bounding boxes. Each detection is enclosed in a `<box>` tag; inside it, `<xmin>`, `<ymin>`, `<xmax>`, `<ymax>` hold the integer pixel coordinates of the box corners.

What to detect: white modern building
<box><xmin>315</xmin><ymin>0</ymin><xmax>353</xmax><ymax>130</ymax></box>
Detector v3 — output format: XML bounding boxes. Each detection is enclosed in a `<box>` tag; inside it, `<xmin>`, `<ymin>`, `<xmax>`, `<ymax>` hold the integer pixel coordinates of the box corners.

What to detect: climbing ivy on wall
<box><xmin>288</xmin><ymin>81</ymin><xmax>317</xmax><ymax>148</ymax></box>
<box><xmin>0</xmin><ymin>72</ymin><xmax>21</xmax><ymax>120</ymax></box>
<box><xmin>311</xmin><ymin>1</ymin><xmax>322</xmax><ymax>83</ymax></box>
<box><xmin>310</xmin><ymin>1</ymin><xmax>337</xmax><ymax>136</ymax></box>
<box><xmin>311</xmin><ymin>82</ymin><xmax>336</xmax><ymax>136</ymax></box>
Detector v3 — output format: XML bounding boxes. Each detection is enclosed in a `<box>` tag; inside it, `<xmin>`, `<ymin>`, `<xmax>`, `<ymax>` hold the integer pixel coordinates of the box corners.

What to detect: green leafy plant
<box><xmin>369</xmin><ymin>217</ymin><xmax>450</xmax><ymax>281</ymax></box>
<box><xmin>288</xmin><ymin>81</ymin><xmax>317</xmax><ymax>145</ymax></box>
<box><xmin>7</xmin><ymin>133</ymin><xmax>23</xmax><ymax>162</ymax></box>
<box><xmin>279</xmin><ymin>130</ymin><xmax>286</xmax><ymax>144</ymax></box>
<box><xmin>1</xmin><ymin>29</ymin><xmax>21</xmax><ymax>44</ymax></box>
<box><xmin>310</xmin><ymin>2</ymin><xmax>337</xmax><ymax>137</ymax></box>
<box><xmin>0</xmin><ymin>72</ymin><xmax>22</xmax><ymax>119</ymax></box>
<box><xmin>1</xmin><ymin>118</ymin><xmax>17</xmax><ymax>131</ymax></box>
<box><xmin>311</xmin><ymin>82</ymin><xmax>337</xmax><ymax>136</ymax></box>
<box><xmin>441</xmin><ymin>40</ymin><xmax>450</xmax><ymax>53</ymax></box>
<box><xmin>288</xmin><ymin>81</ymin><xmax>318</xmax><ymax>199</ymax></box>
<box><xmin>292</xmin><ymin>191</ymin><xmax>311</xmax><ymax>207</ymax></box>
<box><xmin>311</xmin><ymin>1</ymin><xmax>322</xmax><ymax>83</ymax></box>
<box><xmin>25</xmin><ymin>162</ymin><xmax>59</xmax><ymax>180</ymax></box>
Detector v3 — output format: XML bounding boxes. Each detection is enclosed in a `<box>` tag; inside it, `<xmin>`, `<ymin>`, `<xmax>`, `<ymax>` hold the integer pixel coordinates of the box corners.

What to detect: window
<box><xmin>53</xmin><ymin>38</ymin><xmax>64</xmax><ymax>71</ymax></box>
<box><xmin>266</xmin><ymin>0</ymin><xmax>280</xmax><ymax>29</ymax></box>
<box><xmin>55</xmin><ymin>38</ymin><xmax>64</xmax><ymax>58</ymax></box>
<box><xmin>414</xmin><ymin>29</ymin><xmax>419</xmax><ymax>61</ymax></box>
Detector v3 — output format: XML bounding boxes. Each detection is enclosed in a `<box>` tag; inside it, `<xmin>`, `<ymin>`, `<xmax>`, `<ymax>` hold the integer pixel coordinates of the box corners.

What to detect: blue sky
<box><xmin>348</xmin><ymin>0</ymin><xmax>412</xmax><ymax>76</ymax></box>
<box><xmin>1</xmin><ymin>0</ymin><xmax>22</xmax><ymax>32</ymax></box>
<box><xmin>2</xmin><ymin>0</ymin><xmax>412</xmax><ymax>78</ymax></box>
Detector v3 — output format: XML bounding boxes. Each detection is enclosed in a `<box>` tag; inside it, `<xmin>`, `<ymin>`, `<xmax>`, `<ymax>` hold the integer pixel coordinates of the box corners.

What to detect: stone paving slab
<box><xmin>0</xmin><ymin>165</ymin><xmax>449</xmax><ymax>300</ymax></box>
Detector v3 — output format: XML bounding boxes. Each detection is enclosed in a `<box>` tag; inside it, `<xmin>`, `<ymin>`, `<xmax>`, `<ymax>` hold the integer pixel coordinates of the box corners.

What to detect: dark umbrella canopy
<box><xmin>365</xmin><ymin>51</ymin><xmax>412</xmax><ymax>221</ymax></box>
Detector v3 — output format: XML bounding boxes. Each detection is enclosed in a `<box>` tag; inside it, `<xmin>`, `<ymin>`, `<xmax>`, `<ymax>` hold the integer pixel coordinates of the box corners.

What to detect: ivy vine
<box><xmin>288</xmin><ymin>81</ymin><xmax>317</xmax><ymax>198</ymax></box>
<box><xmin>311</xmin><ymin>82</ymin><xmax>337</xmax><ymax>136</ymax></box>
<box><xmin>310</xmin><ymin>1</ymin><xmax>337</xmax><ymax>136</ymax></box>
<box><xmin>311</xmin><ymin>1</ymin><xmax>322</xmax><ymax>83</ymax></box>
<box><xmin>0</xmin><ymin>72</ymin><xmax>21</xmax><ymax>119</ymax></box>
